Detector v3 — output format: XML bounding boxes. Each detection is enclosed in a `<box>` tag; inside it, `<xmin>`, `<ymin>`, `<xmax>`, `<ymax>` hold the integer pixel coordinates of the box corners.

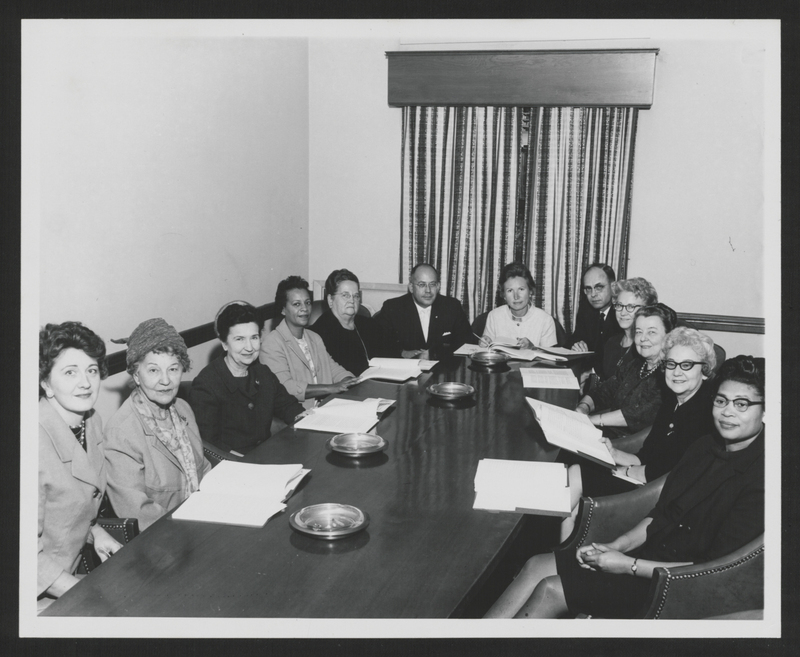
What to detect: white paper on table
<box><xmin>172</xmin><ymin>492</ymin><xmax>286</xmax><ymax>527</ymax></box>
<box><xmin>197</xmin><ymin>461</ymin><xmax>305</xmax><ymax>499</ymax></box>
<box><xmin>525</xmin><ymin>398</ymin><xmax>615</xmax><ymax>467</ymax></box>
<box><xmin>490</xmin><ymin>345</ymin><xmax>566</xmax><ymax>362</ymax></box>
<box><xmin>454</xmin><ymin>344</ymin><xmax>483</xmax><ymax>356</ymax></box>
<box><xmin>293</xmin><ymin>398</ymin><xmax>381</xmax><ymax>434</ymax></box>
<box><xmin>171</xmin><ymin>461</ymin><xmax>308</xmax><ymax>527</ymax></box>
<box><xmin>520</xmin><ymin>368</ymin><xmax>580</xmax><ymax>390</ymax></box>
<box><xmin>537</xmin><ymin>345</ymin><xmax>595</xmax><ymax>358</ymax></box>
<box><xmin>473</xmin><ymin>458</ymin><xmax>571</xmax><ymax>517</ymax></box>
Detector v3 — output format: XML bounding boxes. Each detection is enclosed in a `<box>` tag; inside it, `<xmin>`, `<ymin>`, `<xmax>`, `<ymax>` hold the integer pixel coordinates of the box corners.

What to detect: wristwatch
<box><xmin>630</xmin><ymin>558</ymin><xmax>638</xmax><ymax>576</ymax></box>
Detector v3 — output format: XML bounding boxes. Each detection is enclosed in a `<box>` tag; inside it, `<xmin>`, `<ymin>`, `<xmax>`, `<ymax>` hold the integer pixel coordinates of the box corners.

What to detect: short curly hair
<box><xmin>275</xmin><ymin>275</ymin><xmax>310</xmax><ymax>309</ymax></box>
<box><xmin>39</xmin><ymin>321</ymin><xmax>108</xmax><ymax>398</ymax></box>
<box><xmin>612</xmin><ymin>277</ymin><xmax>658</xmax><ymax>306</ymax></box>
<box><xmin>717</xmin><ymin>355</ymin><xmax>765</xmax><ymax>400</ymax></box>
<box><xmin>496</xmin><ymin>262</ymin><xmax>536</xmax><ymax>307</ymax></box>
<box><xmin>215</xmin><ymin>302</ymin><xmax>262</xmax><ymax>342</ymax></box>
<box><xmin>662</xmin><ymin>326</ymin><xmax>716</xmax><ymax>377</ymax></box>
<box><xmin>324</xmin><ymin>269</ymin><xmax>360</xmax><ymax>298</ymax></box>
<box><xmin>635</xmin><ymin>303</ymin><xmax>677</xmax><ymax>335</ymax></box>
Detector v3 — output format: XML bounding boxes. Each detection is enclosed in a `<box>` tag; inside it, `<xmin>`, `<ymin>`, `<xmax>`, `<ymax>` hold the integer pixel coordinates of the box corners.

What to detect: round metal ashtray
<box><xmin>289</xmin><ymin>503</ymin><xmax>370</xmax><ymax>540</ymax></box>
<box><xmin>327</xmin><ymin>433</ymin><xmax>386</xmax><ymax>457</ymax></box>
<box><xmin>427</xmin><ymin>381</ymin><xmax>475</xmax><ymax>400</ymax></box>
<box><xmin>469</xmin><ymin>350</ymin><xmax>511</xmax><ymax>365</ymax></box>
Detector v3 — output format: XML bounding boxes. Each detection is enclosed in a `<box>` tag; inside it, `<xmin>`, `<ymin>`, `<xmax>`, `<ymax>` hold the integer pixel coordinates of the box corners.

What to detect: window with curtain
<box><xmin>399</xmin><ymin>104</ymin><xmax>639</xmax><ymax>336</ymax></box>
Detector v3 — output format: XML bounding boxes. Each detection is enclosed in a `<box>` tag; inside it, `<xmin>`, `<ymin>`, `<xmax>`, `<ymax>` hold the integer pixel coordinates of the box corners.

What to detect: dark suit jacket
<box><xmin>190</xmin><ymin>357</ymin><xmax>304</xmax><ymax>454</ymax></box>
<box><xmin>643</xmin><ymin>429</ymin><xmax>764</xmax><ymax>564</ymax></box>
<box><xmin>568</xmin><ymin>301</ymin><xmax>621</xmax><ymax>373</ymax></box>
<box><xmin>375</xmin><ymin>293</ymin><xmax>476</xmax><ymax>360</ymax></box>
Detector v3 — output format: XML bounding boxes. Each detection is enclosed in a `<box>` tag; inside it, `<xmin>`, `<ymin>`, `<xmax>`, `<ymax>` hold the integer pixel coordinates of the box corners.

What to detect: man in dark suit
<box><xmin>569</xmin><ymin>263</ymin><xmax>622</xmax><ymax>374</ymax></box>
<box><xmin>376</xmin><ymin>263</ymin><xmax>477</xmax><ymax>360</ymax></box>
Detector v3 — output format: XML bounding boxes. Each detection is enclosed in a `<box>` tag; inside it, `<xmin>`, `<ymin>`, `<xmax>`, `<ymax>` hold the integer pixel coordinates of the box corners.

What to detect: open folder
<box><xmin>473</xmin><ymin>458</ymin><xmax>571</xmax><ymax>517</ymax></box>
<box><xmin>293</xmin><ymin>397</ymin><xmax>394</xmax><ymax>434</ymax></box>
<box><xmin>172</xmin><ymin>461</ymin><xmax>310</xmax><ymax>527</ymax></box>
<box><xmin>525</xmin><ymin>397</ymin><xmax>615</xmax><ymax>468</ymax></box>
<box><xmin>356</xmin><ymin>357</ymin><xmax>438</xmax><ymax>382</ymax></box>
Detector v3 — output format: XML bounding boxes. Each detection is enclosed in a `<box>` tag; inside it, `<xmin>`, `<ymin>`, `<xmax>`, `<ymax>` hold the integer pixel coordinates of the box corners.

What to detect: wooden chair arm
<box><xmin>559</xmin><ymin>474</ymin><xmax>667</xmax><ymax>551</ymax></box>
<box><xmin>638</xmin><ymin>535</ymin><xmax>764</xmax><ymax>619</ymax></box>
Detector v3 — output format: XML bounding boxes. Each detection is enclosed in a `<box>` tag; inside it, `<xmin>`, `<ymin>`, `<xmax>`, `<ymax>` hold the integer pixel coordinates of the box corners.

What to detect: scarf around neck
<box><xmin>130</xmin><ymin>387</ymin><xmax>199</xmax><ymax>500</ymax></box>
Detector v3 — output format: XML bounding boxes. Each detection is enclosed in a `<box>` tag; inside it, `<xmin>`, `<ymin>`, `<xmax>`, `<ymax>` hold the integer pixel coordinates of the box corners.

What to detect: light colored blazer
<box><xmin>104</xmin><ymin>395</ymin><xmax>211</xmax><ymax>531</ymax></box>
<box><xmin>259</xmin><ymin>320</ymin><xmax>353</xmax><ymax>410</ymax></box>
<box><xmin>38</xmin><ymin>398</ymin><xmax>106</xmax><ymax>596</ymax></box>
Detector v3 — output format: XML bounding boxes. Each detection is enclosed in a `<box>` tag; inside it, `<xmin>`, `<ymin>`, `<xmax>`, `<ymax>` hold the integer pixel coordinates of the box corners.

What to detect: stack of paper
<box><xmin>525</xmin><ymin>398</ymin><xmax>615</xmax><ymax>468</ymax></box>
<box><xmin>293</xmin><ymin>397</ymin><xmax>394</xmax><ymax>434</ymax></box>
<box><xmin>473</xmin><ymin>458</ymin><xmax>571</xmax><ymax>517</ymax></box>
<box><xmin>172</xmin><ymin>461</ymin><xmax>310</xmax><ymax>527</ymax></box>
<box><xmin>356</xmin><ymin>357</ymin><xmax>438</xmax><ymax>382</ymax></box>
<box><xmin>537</xmin><ymin>345</ymin><xmax>595</xmax><ymax>359</ymax></box>
<box><xmin>520</xmin><ymin>368</ymin><xmax>580</xmax><ymax>390</ymax></box>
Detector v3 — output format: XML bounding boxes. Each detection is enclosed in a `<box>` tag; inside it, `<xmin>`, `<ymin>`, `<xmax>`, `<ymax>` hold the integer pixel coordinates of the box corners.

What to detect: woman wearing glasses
<box><xmin>260</xmin><ymin>275</ymin><xmax>358</xmax><ymax>410</ymax></box>
<box><xmin>575</xmin><ymin>303</ymin><xmax>677</xmax><ymax>435</ymax></box>
<box><xmin>190</xmin><ymin>301</ymin><xmax>306</xmax><ymax>456</ymax></box>
<box><xmin>310</xmin><ymin>269</ymin><xmax>395</xmax><ymax>376</ymax></box>
<box><xmin>480</xmin><ymin>262</ymin><xmax>558</xmax><ymax>349</ymax></box>
<box><xmin>560</xmin><ymin>327</ymin><xmax>716</xmax><ymax>540</ymax></box>
<box><xmin>595</xmin><ymin>277</ymin><xmax>659</xmax><ymax>382</ymax></box>
<box><xmin>486</xmin><ymin>355</ymin><xmax>764</xmax><ymax>619</ymax></box>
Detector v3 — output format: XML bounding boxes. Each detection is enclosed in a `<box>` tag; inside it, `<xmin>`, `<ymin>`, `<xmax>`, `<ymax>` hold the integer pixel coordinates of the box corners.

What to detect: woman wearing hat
<box><xmin>104</xmin><ymin>318</ymin><xmax>211</xmax><ymax>531</ymax></box>
<box><xmin>190</xmin><ymin>301</ymin><xmax>305</xmax><ymax>456</ymax></box>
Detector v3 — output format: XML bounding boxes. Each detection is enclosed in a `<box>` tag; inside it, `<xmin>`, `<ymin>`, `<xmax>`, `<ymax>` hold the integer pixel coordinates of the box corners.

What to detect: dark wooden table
<box><xmin>42</xmin><ymin>357</ymin><xmax>583</xmax><ymax>618</ymax></box>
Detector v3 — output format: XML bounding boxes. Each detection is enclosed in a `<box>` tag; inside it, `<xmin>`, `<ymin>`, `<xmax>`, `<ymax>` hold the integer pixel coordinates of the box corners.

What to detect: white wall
<box><xmin>308</xmin><ymin>37</ymin><xmax>402</xmax><ymax>287</ymax></box>
<box><xmin>27</xmin><ymin>28</ymin><xmax>310</xmax><ymax>421</ymax></box>
<box><xmin>31</xmin><ymin>29</ymin><xmax>310</xmax><ymax>338</ymax></box>
<box><xmin>628</xmin><ymin>38</ymin><xmax>767</xmax><ymax>357</ymax></box>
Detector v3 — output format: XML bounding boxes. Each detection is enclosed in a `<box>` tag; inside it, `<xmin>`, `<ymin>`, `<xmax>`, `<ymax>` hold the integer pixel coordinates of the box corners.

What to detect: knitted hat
<box><xmin>113</xmin><ymin>318</ymin><xmax>190</xmax><ymax>375</ymax></box>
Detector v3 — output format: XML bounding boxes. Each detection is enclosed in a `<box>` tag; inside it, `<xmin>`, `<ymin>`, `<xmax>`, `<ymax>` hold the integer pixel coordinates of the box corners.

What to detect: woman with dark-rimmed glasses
<box><xmin>486</xmin><ymin>355</ymin><xmax>764</xmax><ymax>619</ymax></box>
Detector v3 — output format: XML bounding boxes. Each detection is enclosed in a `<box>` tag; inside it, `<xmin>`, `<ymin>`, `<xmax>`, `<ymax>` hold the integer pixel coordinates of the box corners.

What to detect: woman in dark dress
<box><xmin>485</xmin><ymin>355</ymin><xmax>765</xmax><ymax>619</ymax></box>
<box><xmin>310</xmin><ymin>269</ymin><xmax>395</xmax><ymax>376</ymax></box>
<box><xmin>576</xmin><ymin>303</ymin><xmax>678</xmax><ymax>435</ymax></box>
<box><xmin>190</xmin><ymin>302</ymin><xmax>305</xmax><ymax>456</ymax></box>
<box><xmin>560</xmin><ymin>327</ymin><xmax>717</xmax><ymax>541</ymax></box>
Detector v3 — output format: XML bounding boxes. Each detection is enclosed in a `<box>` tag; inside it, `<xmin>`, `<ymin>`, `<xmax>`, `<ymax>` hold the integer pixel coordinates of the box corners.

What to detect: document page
<box><xmin>520</xmin><ymin>368</ymin><xmax>580</xmax><ymax>389</ymax></box>
<box><xmin>293</xmin><ymin>398</ymin><xmax>381</xmax><ymax>434</ymax></box>
<box><xmin>473</xmin><ymin>458</ymin><xmax>571</xmax><ymax>517</ymax></box>
<box><xmin>526</xmin><ymin>398</ymin><xmax>615</xmax><ymax>467</ymax></box>
<box><xmin>172</xmin><ymin>461</ymin><xmax>308</xmax><ymax>527</ymax></box>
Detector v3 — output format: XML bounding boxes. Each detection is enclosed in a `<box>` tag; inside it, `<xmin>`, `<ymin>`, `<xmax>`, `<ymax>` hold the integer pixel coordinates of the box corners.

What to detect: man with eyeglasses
<box><xmin>568</xmin><ymin>263</ymin><xmax>622</xmax><ymax>372</ymax></box>
<box><xmin>376</xmin><ymin>263</ymin><xmax>476</xmax><ymax>360</ymax></box>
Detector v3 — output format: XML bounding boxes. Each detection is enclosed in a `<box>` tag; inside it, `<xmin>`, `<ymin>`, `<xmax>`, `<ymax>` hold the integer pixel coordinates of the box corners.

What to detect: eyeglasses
<box><xmin>664</xmin><ymin>359</ymin><xmax>704</xmax><ymax>371</ymax></box>
<box><xmin>612</xmin><ymin>302</ymin><xmax>643</xmax><ymax>313</ymax></box>
<box><xmin>583</xmin><ymin>284</ymin><xmax>607</xmax><ymax>296</ymax></box>
<box><xmin>712</xmin><ymin>395</ymin><xmax>765</xmax><ymax>412</ymax></box>
<box><xmin>335</xmin><ymin>292</ymin><xmax>361</xmax><ymax>302</ymax></box>
<box><xmin>413</xmin><ymin>281</ymin><xmax>440</xmax><ymax>291</ymax></box>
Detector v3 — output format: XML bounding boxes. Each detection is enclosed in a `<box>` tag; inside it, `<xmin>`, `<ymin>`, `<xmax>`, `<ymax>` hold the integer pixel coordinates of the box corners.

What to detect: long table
<box><xmin>42</xmin><ymin>357</ymin><xmax>582</xmax><ymax>618</ymax></box>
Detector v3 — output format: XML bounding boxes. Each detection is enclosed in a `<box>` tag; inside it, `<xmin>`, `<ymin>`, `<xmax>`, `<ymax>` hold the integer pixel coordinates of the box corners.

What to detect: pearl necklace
<box><xmin>69</xmin><ymin>420</ymin><xmax>86</xmax><ymax>450</ymax></box>
<box><xmin>639</xmin><ymin>362</ymin><xmax>659</xmax><ymax>380</ymax></box>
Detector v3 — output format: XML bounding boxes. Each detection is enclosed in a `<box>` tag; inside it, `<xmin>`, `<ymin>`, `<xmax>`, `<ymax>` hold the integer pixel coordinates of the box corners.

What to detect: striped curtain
<box><xmin>400</xmin><ymin>105</ymin><xmax>638</xmax><ymax>334</ymax></box>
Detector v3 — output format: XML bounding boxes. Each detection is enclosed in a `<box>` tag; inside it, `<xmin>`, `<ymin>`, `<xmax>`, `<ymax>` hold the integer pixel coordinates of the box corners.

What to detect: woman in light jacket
<box><xmin>104</xmin><ymin>318</ymin><xmax>211</xmax><ymax>531</ymax></box>
<box><xmin>260</xmin><ymin>276</ymin><xmax>357</xmax><ymax>410</ymax></box>
<box><xmin>38</xmin><ymin>322</ymin><xmax>122</xmax><ymax>608</ymax></box>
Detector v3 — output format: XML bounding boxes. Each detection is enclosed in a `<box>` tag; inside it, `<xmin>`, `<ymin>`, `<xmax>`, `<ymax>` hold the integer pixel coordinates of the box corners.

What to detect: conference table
<box><xmin>42</xmin><ymin>355</ymin><xmax>584</xmax><ymax>618</ymax></box>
